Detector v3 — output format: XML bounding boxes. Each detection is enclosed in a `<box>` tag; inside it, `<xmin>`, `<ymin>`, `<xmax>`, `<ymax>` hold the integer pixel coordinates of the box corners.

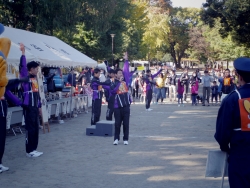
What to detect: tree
<box><xmin>202</xmin><ymin>0</ymin><xmax>250</xmax><ymax>47</ymax></box>
<box><xmin>166</xmin><ymin>8</ymin><xmax>201</xmax><ymax>68</ymax></box>
<box><xmin>188</xmin><ymin>26</ymin><xmax>210</xmax><ymax>63</ymax></box>
<box><xmin>122</xmin><ymin>0</ymin><xmax>149</xmax><ymax>60</ymax></box>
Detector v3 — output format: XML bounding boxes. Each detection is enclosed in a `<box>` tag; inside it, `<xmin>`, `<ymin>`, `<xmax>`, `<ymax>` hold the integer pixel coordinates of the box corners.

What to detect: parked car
<box><xmin>42</xmin><ymin>67</ymin><xmax>65</xmax><ymax>91</ymax></box>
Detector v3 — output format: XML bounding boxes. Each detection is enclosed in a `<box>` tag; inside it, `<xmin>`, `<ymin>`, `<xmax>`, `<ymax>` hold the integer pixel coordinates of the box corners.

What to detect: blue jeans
<box><xmin>191</xmin><ymin>94</ymin><xmax>197</xmax><ymax>105</ymax></box>
<box><xmin>157</xmin><ymin>88</ymin><xmax>166</xmax><ymax>102</ymax></box>
<box><xmin>177</xmin><ymin>94</ymin><xmax>183</xmax><ymax>104</ymax></box>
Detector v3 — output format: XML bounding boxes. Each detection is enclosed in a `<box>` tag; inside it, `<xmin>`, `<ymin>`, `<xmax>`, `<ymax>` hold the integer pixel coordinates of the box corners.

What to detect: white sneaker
<box><xmin>113</xmin><ymin>139</ymin><xmax>119</xmax><ymax>145</ymax></box>
<box><xmin>148</xmin><ymin>108</ymin><xmax>153</xmax><ymax>111</ymax></box>
<box><xmin>0</xmin><ymin>164</ymin><xmax>9</xmax><ymax>172</ymax></box>
<box><xmin>178</xmin><ymin>104</ymin><xmax>180</xmax><ymax>107</ymax></box>
<box><xmin>33</xmin><ymin>150</ymin><xmax>43</xmax><ymax>156</ymax></box>
<box><xmin>26</xmin><ymin>151</ymin><xmax>41</xmax><ymax>158</ymax></box>
<box><xmin>124</xmin><ymin>141</ymin><xmax>128</xmax><ymax>145</ymax></box>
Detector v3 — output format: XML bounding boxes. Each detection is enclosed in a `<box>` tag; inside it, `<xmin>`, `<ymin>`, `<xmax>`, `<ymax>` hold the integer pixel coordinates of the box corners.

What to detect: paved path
<box><xmin>2</xmin><ymin>101</ymin><xmax>229</xmax><ymax>188</ymax></box>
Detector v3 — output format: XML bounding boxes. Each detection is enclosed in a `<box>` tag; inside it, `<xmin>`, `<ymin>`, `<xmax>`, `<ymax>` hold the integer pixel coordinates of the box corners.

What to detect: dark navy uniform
<box><xmin>215</xmin><ymin>57</ymin><xmax>250</xmax><ymax>188</ymax></box>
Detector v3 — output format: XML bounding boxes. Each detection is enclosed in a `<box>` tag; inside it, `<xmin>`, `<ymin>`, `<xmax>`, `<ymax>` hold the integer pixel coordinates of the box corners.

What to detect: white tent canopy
<box><xmin>2</xmin><ymin>26</ymin><xmax>97</xmax><ymax>69</ymax></box>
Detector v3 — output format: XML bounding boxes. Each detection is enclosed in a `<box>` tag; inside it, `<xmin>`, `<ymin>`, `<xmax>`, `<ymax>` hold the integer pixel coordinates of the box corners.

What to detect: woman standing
<box><xmin>156</xmin><ymin>72</ymin><xmax>167</xmax><ymax>104</ymax></box>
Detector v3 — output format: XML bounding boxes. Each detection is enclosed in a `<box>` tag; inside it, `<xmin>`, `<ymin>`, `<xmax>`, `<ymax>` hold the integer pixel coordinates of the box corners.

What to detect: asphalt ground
<box><xmin>1</xmin><ymin>97</ymin><xmax>229</xmax><ymax>188</ymax></box>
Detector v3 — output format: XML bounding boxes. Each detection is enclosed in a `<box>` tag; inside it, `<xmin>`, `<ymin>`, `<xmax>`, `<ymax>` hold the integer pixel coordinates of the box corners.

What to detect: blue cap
<box><xmin>0</xmin><ymin>23</ymin><xmax>4</xmax><ymax>35</ymax></box>
<box><xmin>234</xmin><ymin>57</ymin><xmax>250</xmax><ymax>72</ymax></box>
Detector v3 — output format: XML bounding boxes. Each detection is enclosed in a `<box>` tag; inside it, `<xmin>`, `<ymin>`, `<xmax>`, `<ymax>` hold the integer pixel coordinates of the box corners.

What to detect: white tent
<box><xmin>1</xmin><ymin>26</ymin><xmax>97</xmax><ymax>78</ymax></box>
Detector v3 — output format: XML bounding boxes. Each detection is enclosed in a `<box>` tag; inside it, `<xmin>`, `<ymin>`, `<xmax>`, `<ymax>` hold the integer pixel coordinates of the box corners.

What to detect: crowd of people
<box><xmin>1</xmin><ymin>22</ymin><xmax>250</xmax><ymax>188</ymax></box>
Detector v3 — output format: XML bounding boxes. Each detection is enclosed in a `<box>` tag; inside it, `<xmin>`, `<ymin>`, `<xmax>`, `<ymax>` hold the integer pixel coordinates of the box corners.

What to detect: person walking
<box><xmin>215</xmin><ymin>57</ymin><xmax>250</xmax><ymax>188</ymax></box>
<box><xmin>201</xmin><ymin>70</ymin><xmax>214</xmax><ymax>106</ymax></box>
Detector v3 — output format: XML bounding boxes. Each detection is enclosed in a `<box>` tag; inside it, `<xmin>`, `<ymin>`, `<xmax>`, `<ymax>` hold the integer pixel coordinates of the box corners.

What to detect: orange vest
<box><xmin>236</xmin><ymin>90</ymin><xmax>250</xmax><ymax>131</ymax></box>
<box><xmin>224</xmin><ymin>77</ymin><xmax>231</xmax><ymax>86</ymax></box>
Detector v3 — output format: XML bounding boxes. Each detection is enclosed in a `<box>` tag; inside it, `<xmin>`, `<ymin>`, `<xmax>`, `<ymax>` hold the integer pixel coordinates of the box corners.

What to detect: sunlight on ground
<box><xmin>109</xmin><ymin>166</ymin><xmax>165</xmax><ymax>175</ymax></box>
<box><xmin>168</xmin><ymin>115</ymin><xmax>217</xmax><ymax>119</ymax></box>
<box><xmin>174</xmin><ymin>110</ymin><xmax>209</xmax><ymax>114</ymax></box>
<box><xmin>160</xmin><ymin>154</ymin><xmax>206</xmax><ymax>161</ymax></box>
<box><xmin>171</xmin><ymin>160</ymin><xmax>202</xmax><ymax>166</ymax></box>
<box><xmin>147</xmin><ymin>136</ymin><xmax>182</xmax><ymax>141</ymax></box>
<box><xmin>147</xmin><ymin>175</ymin><xmax>204</xmax><ymax>181</ymax></box>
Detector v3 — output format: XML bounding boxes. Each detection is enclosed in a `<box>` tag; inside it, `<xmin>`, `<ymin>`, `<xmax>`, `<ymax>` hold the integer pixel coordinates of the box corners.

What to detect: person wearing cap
<box><xmin>215</xmin><ymin>57</ymin><xmax>250</xmax><ymax>188</ymax></box>
<box><xmin>19</xmin><ymin>44</ymin><xmax>43</xmax><ymax>158</ymax></box>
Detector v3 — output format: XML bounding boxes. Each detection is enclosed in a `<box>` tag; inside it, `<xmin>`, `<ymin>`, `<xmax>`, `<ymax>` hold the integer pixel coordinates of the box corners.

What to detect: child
<box><xmin>177</xmin><ymin>79</ymin><xmax>184</xmax><ymax>107</ymax></box>
<box><xmin>211</xmin><ymin>81</ymin><xmax>219</xmax><ymax>105</ymax></box>
<box><xmin>190</xmin><ymin>72</ymin><xmax>199</xmax><ymax>106</ymax></box>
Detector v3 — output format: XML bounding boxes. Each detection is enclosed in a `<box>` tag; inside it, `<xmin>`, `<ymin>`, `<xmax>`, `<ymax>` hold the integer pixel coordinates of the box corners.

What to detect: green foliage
<box><xmin>1</xmin><ymin>0</ymin><xmax>249</xmax><ymax>66</ymax></box>
<box><xmin>202</xmin><ymin>0</ymin><xmax>250</xmax><ymax>47</ymax></box>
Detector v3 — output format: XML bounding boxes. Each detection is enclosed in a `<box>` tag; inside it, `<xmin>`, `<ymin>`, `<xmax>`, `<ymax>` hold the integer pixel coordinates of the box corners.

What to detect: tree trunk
<box><xmin>226</xmin><ymin>61</ymin><xmax>229</xmax><ymax>69</ymax></box>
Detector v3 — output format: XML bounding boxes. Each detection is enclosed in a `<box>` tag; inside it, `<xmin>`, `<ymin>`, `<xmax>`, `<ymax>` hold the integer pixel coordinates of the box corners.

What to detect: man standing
<box><xmin>20</xmin><ymin>44</ymin><xmax>43</xmax><ymax>157</ymax></box>
<box><xmin>106</xmin><ymin>69</ymin><xmax>116</xmax><ymax>121</ymax></box>
<box><xmin>215</xmin><ymin>57</ymin><xmax>250</xmax><ymax>188</ymax></box>
<box><xmin>214</xmin><ymin>69</ymin><xmax>235</xmax><ymax>102</ymax></box>
<box><xmin>168</xmin><ymin>70</ymin><xmax>177</xmax><ymax>102</ymax></box>
<box><xmin>67</xmin><ymin>69</ymin><xmax>76</xmax><ymax>94</ymax></box>
<box><xmin>90</xmin><ymin>68</ymin><xmax>103</xmax><ymax>125</ymax></box>
<box><xmin>202</xmin><ymin>70</ymin><xmax>214</xmax><ymax>106</ymax></box>
<box><xmin>180</xmin><ymin>68</ymin><xmax>190</xmax><ymax>103</ymax></box>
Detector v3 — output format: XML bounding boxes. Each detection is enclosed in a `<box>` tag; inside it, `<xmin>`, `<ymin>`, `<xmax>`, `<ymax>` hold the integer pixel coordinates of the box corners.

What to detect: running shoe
<box><xmin>0</xmin><ymin>164</ymin><xmax>9</xmax><ymax>172</ymax></box>
<box><xmin>33</xmin><ymin>150</ymin><xmax>43</xmax><ymax>156</ymax></box>
<box><xmin>26</xmin><ymin>151</ymin><xmax>41</xmax><ymax>158</ymax></box>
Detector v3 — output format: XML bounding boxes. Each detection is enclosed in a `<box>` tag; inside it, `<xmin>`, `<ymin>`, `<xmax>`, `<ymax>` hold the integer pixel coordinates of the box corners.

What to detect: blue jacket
<box><xmin>215</xmin><ymin>84</ymin><xmax>250</xmax><ymax>155</ymax></box>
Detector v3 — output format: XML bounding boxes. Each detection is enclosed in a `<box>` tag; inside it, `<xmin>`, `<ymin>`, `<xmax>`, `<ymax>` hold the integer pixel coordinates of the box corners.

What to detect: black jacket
<box><xmin>47</xmin><ymin>74</ymin><xmax>56</xmax><ymax>92</ymax></box>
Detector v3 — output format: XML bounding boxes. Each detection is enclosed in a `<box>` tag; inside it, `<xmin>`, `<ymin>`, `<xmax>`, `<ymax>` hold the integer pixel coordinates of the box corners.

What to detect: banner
<box><xmin>37</xmin><ymin>67</ymin><xmax>48</xmax><ymax>122</ymax></box>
